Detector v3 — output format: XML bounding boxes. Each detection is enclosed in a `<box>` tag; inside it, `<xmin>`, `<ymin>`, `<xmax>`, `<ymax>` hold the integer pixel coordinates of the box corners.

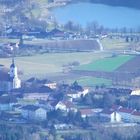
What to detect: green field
<box><xmin>76</xmin><ymin>76</ymin><xmax>112</xmax><ymax>86</ymax></box>
<box><xmin>67</xmin><ymin>76</ymin><xmax>112</xmax><ymax>87</ymax></box>
<box><xmin>0</xmin><ymin>52</ymin><xmax>110</xmax><ymax>78</ymax></box>
<box><xmin>76</xmin><ymin>55</ymin><xmax>134</xmax><ymax>72</ymax></box>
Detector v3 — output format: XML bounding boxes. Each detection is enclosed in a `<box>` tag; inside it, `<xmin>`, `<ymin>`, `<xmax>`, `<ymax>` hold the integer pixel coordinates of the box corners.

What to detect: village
<box><xmin>0</xmin><ymin>55</ymin><xmax>140</xmax><ymax>139</ymax></box>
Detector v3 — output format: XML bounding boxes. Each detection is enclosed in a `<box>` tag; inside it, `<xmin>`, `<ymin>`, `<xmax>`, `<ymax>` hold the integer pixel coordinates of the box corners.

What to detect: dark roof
<box><xmin>118</xmin><ymin>108</ymin><xmax>134</xmax><ymax>113</ymax></box>
<box><xmin>26</xmin><ymin>77</ymin><xmax>40</xmax><ymax>83</ymax></box>
<box><xmin>38</xmin><ymin>85</ymin><xmax>53</xmax><ymax>93</ymax></box>
<box><xmin>101</xmin><ymin>109</ymin><xmax>114</xmax><ymax>115</ymax></box>
<box><xmin>48</xmin><ymin>28</ymin><xmax>64</xmax><ymax>36</ymax></box>
<box><xmin>21</xmin><ymin>105</ymin><xmax>40</xmax><ymax>111</ymax></box>
<box><xmin>132</xmin><ymin>111</ymin><xmax>140</xmax><ymax>116</ymax></box>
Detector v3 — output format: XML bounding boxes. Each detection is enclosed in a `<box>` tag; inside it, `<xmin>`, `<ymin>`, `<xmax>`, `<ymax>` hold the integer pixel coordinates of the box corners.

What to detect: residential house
<box><xmin>54</xmin><ymin>124</ymin><xmax>74</xmax><ymax>130</ymax></box>
<box><xmin>67</xmin><ymin>88</ymin><xmax>89</xmax><ymax>99</ymax></box>
<box><xmin>43</xmin><ymin>82</ymin><xmax>57</xmax><ymax>89</ymax></box>
<box><xmin>131</xmin><ymin>111</ymin><xmax>140</xmax><ymax>123</ymax></box>
<box><xmin>131</xmin><ymin>89</ymin><xmax>140</xmax><ymax>96</ymax></box>
<box><xmin>79</xmin><ymin>109</ymin><xmax>94</xmax><ymax>118</ymax></box>
<box><xmin>21</xmin><ymin>105</ymin><xmax>47</xmax><ymax>120</ymax></box>
<box><xmin>100</xmin><ymin>109</ymin><xmax>121</xmax><ymax>123</ymax></box>
<box><xmin>118</xmin><ymin>108</ymin><xmax>135</xmax><ymax>122</ymax></box>
<box><xmin>55</xmin><ymin>101</ymin><xmax>77</xmax><ymax>112</ymax></box>
<box><xmin>24</xmin><ymin>93</ymin><xmax>50</xmax><ymax>101</ymax></box>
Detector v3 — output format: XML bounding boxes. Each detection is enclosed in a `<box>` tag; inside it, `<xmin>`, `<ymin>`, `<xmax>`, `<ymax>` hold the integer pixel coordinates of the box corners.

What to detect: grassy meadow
<box><xmin>75</xmin><ymin>55</ymin><xmax>134</xmax><ymax>72</ymax></box>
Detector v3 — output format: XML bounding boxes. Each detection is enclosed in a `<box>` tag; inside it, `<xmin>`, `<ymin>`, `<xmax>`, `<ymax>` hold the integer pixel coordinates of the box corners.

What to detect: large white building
<box><xmin>0</xmin><ymin>58</ymin><xmax>21</xmax><ymax>92</ymax></box>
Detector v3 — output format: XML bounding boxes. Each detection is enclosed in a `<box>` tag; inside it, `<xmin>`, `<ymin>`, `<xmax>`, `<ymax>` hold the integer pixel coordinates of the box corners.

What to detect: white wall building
<box><xmin>21</xmin><ymin>105</ymin><xmax>47</xmax><ymax>120</ymax></box>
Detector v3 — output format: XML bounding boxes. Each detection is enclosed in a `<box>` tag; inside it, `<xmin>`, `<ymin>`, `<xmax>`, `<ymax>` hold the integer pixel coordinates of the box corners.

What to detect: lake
<box><xmin>52</xmin><ymin>2</ymin><xmax>140</xmax><ymax>28</ymax></box>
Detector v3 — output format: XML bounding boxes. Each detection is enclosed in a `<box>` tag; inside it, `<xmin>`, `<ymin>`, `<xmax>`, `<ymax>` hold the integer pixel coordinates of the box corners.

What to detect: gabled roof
<box><xmin>26</xmin><ymin>77</ymin><xmax>40</xmax><ymax>83</ymax></box>
<box><xmin>132</xmin><ymin>111</ymin><xmax>140</xmax><ymax>116</ymax></box>
<box><xmin>38</xmin><ymin>85</ymin><xmax>53</xmax><ymax>93</ymax></box>
<box><xmin>101</xmin><ymin>109</ymin><xmax>114</xmax><ymax>115</ymax></box>
<box><xmin>118</xmin><ymin>108</ymin><xmax>134</xmax><ymax>114</ymax></box>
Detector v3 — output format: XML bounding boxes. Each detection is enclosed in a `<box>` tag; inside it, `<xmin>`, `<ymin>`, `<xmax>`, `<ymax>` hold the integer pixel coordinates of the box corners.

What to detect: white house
<box><xmin>21</xmin><ymin>105</ymin><xmax>47</xmax><ymax>120</ymax></box>
<box><xmin>44</xmin><ymin>82</ymin><xmax>57</xmax><ymax>89</ymax></box>
<box><xmin>55</xmin><ymin>101</ymin><xmax>77</xmax><ymax>112</ymax></box>
<box><xmin>100</xmin><ymin>110</ymin><xmax>121</xmax><ymax>123</ymax></box>
<box><xmin>111</xmin><ymin>112</ymin><xmax>122</xmax><ymax>123</ymax></box>
<box><xmin>118</xmin><ymin>108</ymin><xmax>135</xmax><ymax>122</ymax></box>
<box><xmin>67</xmin><ymin>88</ymin><xmax>89</xmax><ymax>99</ymax></box>
<box><xmin>79</xmin><ymin>109</ymin><xmax>94</xmax><ymax>118</ymax></box>
<box><xmin>131</xmin><ymin>89</ymin><xmax>140</xmax><ymax>96</ymax></box>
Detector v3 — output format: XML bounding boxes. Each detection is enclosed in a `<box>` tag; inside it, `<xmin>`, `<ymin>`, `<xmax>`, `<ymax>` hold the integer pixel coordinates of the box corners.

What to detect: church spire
<box><xmin>10</xmin><ymin>57</ymin><xmax>15</xmax><ymax>68</ymax></box>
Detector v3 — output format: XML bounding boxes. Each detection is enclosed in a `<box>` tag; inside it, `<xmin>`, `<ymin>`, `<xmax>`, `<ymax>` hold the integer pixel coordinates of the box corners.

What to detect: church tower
<box><xmin>9</xmin><ymin>58</ymin><xmax>21</xmax><ymax>89</ymax></box>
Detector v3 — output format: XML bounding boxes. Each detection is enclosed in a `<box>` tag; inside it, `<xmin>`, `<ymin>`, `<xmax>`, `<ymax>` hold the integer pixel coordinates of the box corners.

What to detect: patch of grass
<box><xmin>76</xmin><ymin>55</ymin><xmax>134</xmax><ymax>72</ymax></box>
<box><xmin>77</xmin><ymin>76</ymin><xmax>112</xmax><ymax>86</ymax></box>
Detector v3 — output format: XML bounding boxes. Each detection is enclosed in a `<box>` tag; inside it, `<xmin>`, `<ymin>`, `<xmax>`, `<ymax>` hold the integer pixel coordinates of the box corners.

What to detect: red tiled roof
<box><xmin>80</xmin><ymin>109</ymin><xmax>93</xmax><ymax>115</ymax></box>
<box><xmin>132</xmin><ymin>111</ymin><xmax>140</xmax><ymax>116</ymax></box>
<box><xmin>101</xmin><ymin>109</ymin><xmax>114</xmax><ymax>115</ymax></box>
<box><xmin>118</xmin><ymin>108</ymin><xmax>134</xmax><ymax>113</ymax></box>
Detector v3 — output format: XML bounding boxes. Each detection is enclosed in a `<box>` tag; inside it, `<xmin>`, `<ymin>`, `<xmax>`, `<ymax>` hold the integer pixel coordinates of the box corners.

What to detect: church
<box><xmin>0</xmin><ymin>58</ymin><xmax>21</xmax><ymax>92</ymax></box>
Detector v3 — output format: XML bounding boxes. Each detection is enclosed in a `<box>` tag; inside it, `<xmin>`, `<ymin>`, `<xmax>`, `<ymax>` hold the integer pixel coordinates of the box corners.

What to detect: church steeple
<box><xmin>9</xmin><ymin>57</ymin><xmax>21</xmax><ymax>89</ymax></box>
<box><xmin>10</xmin><ymin>57</ymin><xmax>15</xmax><ymax>68</ymax></box>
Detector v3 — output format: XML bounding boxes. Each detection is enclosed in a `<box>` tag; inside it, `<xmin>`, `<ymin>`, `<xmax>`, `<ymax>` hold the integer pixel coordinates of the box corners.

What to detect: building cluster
<box><xmin>0</xmin><ymin>60</ymin><xmax>140</xmax><ymax>126</ymax></box>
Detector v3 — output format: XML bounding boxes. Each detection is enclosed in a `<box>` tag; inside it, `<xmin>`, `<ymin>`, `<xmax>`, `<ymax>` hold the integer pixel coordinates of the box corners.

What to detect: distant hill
<box><xmin>77</xmin><ymin>0</ymin><xmax>140</xmax><ymax>9</ymax></box>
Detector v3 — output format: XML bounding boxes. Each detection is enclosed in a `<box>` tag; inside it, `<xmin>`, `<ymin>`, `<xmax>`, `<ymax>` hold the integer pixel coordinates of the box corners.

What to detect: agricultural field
<box><xmin>67</xmin><ymin>76</ymin><xmax>112</xmax><ymax>87</ymax></box>
<box><xmin>75</xmin><ymin>55</ymin><xmax>134</xmax><ymax>72</ymax></box>
<box><xmin>0</xmin><ymin>52</ymin><xmax>110</xmax><ymax>79</ymax></box>
<box><xmin>101</xmin><ymin>37</ymin><xmax>130</xmax><ymax>50</ymax></box>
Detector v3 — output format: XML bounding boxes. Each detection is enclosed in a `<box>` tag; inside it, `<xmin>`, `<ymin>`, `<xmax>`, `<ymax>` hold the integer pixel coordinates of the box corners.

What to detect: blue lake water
<box><xmin>52</xmin><ymin>3</ymin><xmax>140</xmax><ymax>28</ymax></box>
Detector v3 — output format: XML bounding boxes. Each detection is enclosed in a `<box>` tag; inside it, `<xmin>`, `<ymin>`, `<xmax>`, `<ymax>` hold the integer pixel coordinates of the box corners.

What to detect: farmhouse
<box><xmin>79</xmin><ymin>109</ymin><xmax>94</xmax><ymax>118</ymax></box>
<box><xmin>100</xmin><ymin>109</ymin><xmax>121</xmax><ymax>123</ymax></box>
<box><xmin>118</xmin><ymin>108</ymin><xmax>135</xmax><ymax>122</ymax></box>
<box><xmin>67</xmin><ymin>88</ymin><xmax>89</xmax><ymax>99</ymax></box>
<box><xmin>55</xmin><ymin>100</ymin><xmax>77</xmax><ymax>112</ymax></box>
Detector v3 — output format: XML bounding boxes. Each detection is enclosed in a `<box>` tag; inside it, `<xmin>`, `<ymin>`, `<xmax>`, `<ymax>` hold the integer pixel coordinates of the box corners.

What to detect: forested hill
<box><xmin>79</xmin><ymin>0</ymin><xmax>140</xmax><ymax>9</ymax></box>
